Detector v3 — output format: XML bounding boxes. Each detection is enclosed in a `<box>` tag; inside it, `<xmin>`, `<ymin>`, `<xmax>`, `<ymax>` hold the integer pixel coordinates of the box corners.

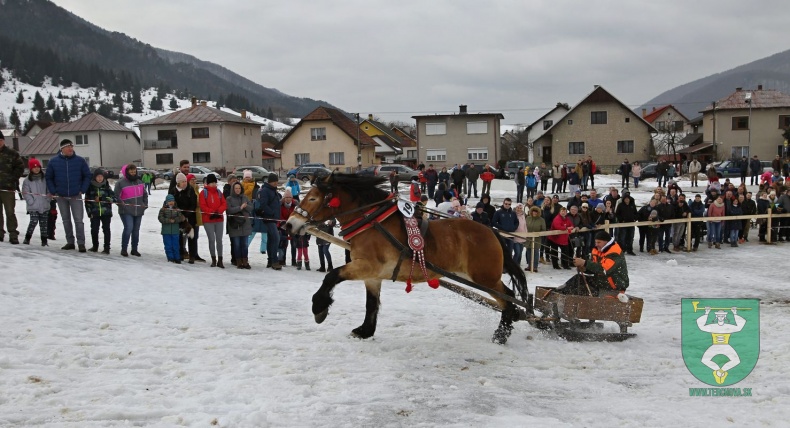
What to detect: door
<box><xmin>542</xmin><ymin>146</ymin><xmax>552</xmax><ymax>164</ymax></box>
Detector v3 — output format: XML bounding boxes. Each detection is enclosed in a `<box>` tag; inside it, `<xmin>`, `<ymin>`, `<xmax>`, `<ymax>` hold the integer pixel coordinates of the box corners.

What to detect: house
<box><xmin>699</xmin><ymin>85</ymin><xmax>790</xmax><ymax>161</ymax></box>
<box><xmin>522</xmin><ymin>102</ymin><xmax>571</xmax><ymax>163</ymax></box>
<box><xmin>360</xmin><ymin>114</ymin><xmax>403</xmax><ymax>164</ymax></box>
<box><xmin>261</xmin><ymin>141</ymin><xmax>282</xmax><ymax>173</ymax></box>
<box><xmin>20</xmin><ymin>113</ymin><xmax>140</xmax><ymax>170</ymax></box>
<box><xmin>275</xmin><ymin>106</ymin><xmax>376</xmax><ymax>172</ymax></box>
<box><xmin>139</xmin><ymin>98</ymin><xmax>263</xmax><ymax>172</ymax></box>
<box><xmin>412</xmin><ymin>105</ymin><xmax>503</xmax><ymax>168</ymax></box>
<box><xmin>642</xmin><ymin>105</ymin><xmax>690</xmax><ymax>134</ymax></box>
<box><xmin>392</xmin><ymin>126</ymin><xmax>418</xmax><ymax>168</ymax></box>
<box><xmin>532</xmin><ymin>86</ymin><xmax>656</xmax><ymax>171</ymax></box>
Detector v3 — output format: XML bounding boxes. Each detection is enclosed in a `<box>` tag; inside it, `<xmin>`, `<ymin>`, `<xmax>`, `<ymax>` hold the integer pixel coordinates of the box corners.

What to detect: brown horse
<box><xmin>285</xmin><ymin>173</ymin><xmax>527</xmax><ymax>344</ymax></box>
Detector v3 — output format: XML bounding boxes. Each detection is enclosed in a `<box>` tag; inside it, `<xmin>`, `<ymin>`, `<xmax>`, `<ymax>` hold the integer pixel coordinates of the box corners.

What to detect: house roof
<box><xmin>676</xmin><ymin>133</ymin><xmax>704</xmax><ymax>148</ymax></box>
<box><xmin>701</xmin><ymin>88</ymin><xmax>790</xmax><ymax>113</ymax></box>
<box><xmin>58</xmin><ymin>113</ymin><xmax>133</xmax><ymax>133</ymax></box>
<box><xmin>540</xmin><ymin>86</ymin><xmax>657</xmax><ymax>136</ymax></box>
<box><xmin>524</xmin><ymin>103</ymin><xmax>571</xmax><ymax>140</ymax></box>
<box><xmin>363</xmin><ymin>119</ymin><xmax>404</xmax><ymax>150</ymax></box>
<box><xmin>21</xmin><ymin>120</ymin><xmax>54</xmax><ymax>137</ymax></box>
<box><xmin>677</xmin><ymin>140</ymin><xmax>712</xmax><ymax>154</ymax></box>
<box><xmin>139</xmin><ymin>104</ymin><xmax>263</xmax><ymax>126</ymax></box>
<box><xmin>275</xmin><ymin>106</ymin><xmax>376</xmax><ymax>149</ymax></box>
<box><xmin>21</xmin><ymin>123</ymin><xmax>67</xmax><ymax>156</ymax></box>
<box><xmin>411</xmin><ymin>112</ymin><xmax>504</xmax><ymax>120</ymax></box>
<box><xmin>262</xmin><ymin>148</ymin><xmax>281</xmax><ymax>159</ymax></box>
<box><xmin>371</xmin><ymin>134</ymin><xmax>403</xmax><ymax>154</ymax></box>
<box><xmin>642</xmin><ymin>105</ymin><xmax>690</xmax><ymax>124</ymax></box>
<box><xmin>392</xmin><ymin>126</ymin><xmax>417</xmax><ymax>147</ymax></box>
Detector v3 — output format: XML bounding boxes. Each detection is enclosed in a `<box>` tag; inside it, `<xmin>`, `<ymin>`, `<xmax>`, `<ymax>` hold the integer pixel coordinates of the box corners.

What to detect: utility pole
<box><xmin>745</xmin><ymin>92</ymin><xmax>752</xmax><ymax>158</ymax></box>
<box><xmin>355</xmin><ymin>113</ymin><xmax>361</xmax><ymax>172</ymax></box>
<box><xmin>712</xmin><ymin>101</ymin><xmax>717</xmax><ymax>162</ymax></box>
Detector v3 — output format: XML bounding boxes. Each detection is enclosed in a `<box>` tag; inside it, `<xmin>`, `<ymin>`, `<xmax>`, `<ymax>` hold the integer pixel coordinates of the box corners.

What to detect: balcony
<box><xmin>144</xmin><ymin>139</ymin><xmax>178</xmax><ymax>150</ymax></box>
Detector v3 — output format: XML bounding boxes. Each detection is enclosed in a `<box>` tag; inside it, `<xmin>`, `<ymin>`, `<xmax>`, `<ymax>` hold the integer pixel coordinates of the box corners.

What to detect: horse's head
<box><xmin>286</xmin><ymin>173</ymin><xmax>343</xmax><ymax>235</ymax></box>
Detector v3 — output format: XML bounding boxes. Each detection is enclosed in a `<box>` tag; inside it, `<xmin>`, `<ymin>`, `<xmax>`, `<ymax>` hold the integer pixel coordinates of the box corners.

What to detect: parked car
<box><xmin>136</xmin><ymin>167</ymin><xmax>160</xmax><ymax>179</ymax></box>
<box><xmin>288</xmin><ymin>163</ymin><xmax>326</xmax><ymax>176</ymax></box>
<box><xmin>374</xmin><ymin>164</ymin><xmax>419</xmax><ymax>182</ymax></box>
<box><xmin>162</xmin><ymin>170</ymin><xmax>175</xmax><ymax>181</ymax></box>
<box><xmin>638</xmin><ymin>163</ymin><xmax>658</xmax><ymax>178</ymax></box>
<box><xmin>294</xmin><ymin>165</ymin><xmax>332</xmax><ymax>182</ymax></box>
<box><xmin>505</xmin><ymin>160</ymin><xmax>531</xmax><ymax>179</ymax></box>
<box><xmin>711</xmin><ymin>160</ymin><xmax>746</xmax><ymax>178</ymax></box>
<box><xmin>188</xmin><ymin>165</ymin><xmax>221</xmax><ymax>182</ymax></box>
<box><xmin>231</xmin><ymin>165</ymin><xmax>270</xmax><ymax>182</ymax></box>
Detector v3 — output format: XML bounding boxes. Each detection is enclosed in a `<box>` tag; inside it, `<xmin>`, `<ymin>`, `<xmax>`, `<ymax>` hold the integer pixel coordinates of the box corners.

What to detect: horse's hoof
<box><xmin>314</xmin><ymin>310</ymin><xmax>328</xmax><ymax>324</ymax></box>
<box><xmin>351</xmin><ymin>326</ymin><xmax>374</xmax><ymax>339</ymax></box>
<box><xmin>492</xmin><ymin>333</ymin><xmax>508</xmax><ymax>345</ymax></box>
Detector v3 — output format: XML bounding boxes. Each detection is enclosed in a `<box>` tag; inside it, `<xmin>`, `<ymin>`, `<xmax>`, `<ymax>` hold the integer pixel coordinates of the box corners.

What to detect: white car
<box><xmin>189</xmin><ymin>165</ymin><xmax>221</xmax><ymax>182</ymax></box>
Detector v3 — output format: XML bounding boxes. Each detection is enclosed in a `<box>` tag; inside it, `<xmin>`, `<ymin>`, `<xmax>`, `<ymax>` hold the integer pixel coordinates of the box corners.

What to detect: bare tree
<box><xmin>651</xmin><ymin>111</ymin><xmax>688</xmax><ymax>162</ymax></box>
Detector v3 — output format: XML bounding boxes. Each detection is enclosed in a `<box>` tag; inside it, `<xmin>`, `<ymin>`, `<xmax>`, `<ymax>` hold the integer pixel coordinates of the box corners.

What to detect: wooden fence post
<box><xmin>685</xmin><ymin>214</ymin><xmax>693</xmax><ymax>252</ymax></box>
<box><xmin>767</xmin><ymin>208</ymin><xmax>773</xmax><ymax>244</ymax></box>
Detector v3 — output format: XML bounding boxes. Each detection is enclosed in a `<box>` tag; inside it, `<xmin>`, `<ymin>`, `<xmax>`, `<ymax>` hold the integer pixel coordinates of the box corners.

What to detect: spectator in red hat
<box><xmin>21</xmin><ymin>158</ymin><xmax>50</xmax><ymax>246</ymax></box>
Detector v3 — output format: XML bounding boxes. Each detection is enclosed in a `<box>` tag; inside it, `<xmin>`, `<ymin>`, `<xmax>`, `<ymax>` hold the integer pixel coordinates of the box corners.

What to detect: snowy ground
<box><xmin>1</xmin><ymin>175</ymin><xmax>788</xmax><ymax>427</ymax></box>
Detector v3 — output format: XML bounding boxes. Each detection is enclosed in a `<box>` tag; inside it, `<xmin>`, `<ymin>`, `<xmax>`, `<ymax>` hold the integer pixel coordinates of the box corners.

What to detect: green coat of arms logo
<box><xmin>681</xmin><ymin>299</ymin><xmax>760</xmax><ymax>386</ymax></box>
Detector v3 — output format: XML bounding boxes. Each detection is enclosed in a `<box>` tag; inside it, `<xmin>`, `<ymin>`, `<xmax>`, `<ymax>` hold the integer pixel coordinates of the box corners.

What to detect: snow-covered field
<box><xmin>1</xmin><ymin>175</ymin><xmax>788</xmax><ymax>427</ymax></box>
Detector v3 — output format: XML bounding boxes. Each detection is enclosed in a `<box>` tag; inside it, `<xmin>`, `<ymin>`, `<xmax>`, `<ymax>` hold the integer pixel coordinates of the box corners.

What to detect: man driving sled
<box><xmin>556</xmin><ymin>230</ymin><xmax>629</xmax><ymax>302</ymax></box>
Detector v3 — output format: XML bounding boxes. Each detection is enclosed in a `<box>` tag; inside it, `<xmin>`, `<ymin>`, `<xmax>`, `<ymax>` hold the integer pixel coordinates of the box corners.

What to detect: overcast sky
<box><xmin>51</xmin><ymin>0</ymin><xmax>790</xmax><ymax>125</ymax></box>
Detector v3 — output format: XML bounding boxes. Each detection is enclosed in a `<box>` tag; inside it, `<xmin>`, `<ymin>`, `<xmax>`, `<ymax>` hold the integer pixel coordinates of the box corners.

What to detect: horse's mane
<box><xmin>317</xmin><ymin>173</ymin><xmax>390</xmax><ymax>203</ymax></box>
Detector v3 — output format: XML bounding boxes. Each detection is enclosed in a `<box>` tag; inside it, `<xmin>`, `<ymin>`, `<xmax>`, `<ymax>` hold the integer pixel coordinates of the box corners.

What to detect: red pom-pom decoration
<box><xmin>328</xmin><ymin>197</ymin><xmax>341</xmax><ymax>208</ymax></box>
<box><xmin>428</xmin><ymin>279</ymin><xmax>440</xmax><ymax>289</ymax></box>
<box><xmin>405</xmin><ymin>280</ymin><xmax>413</xmax><ymax>293</ymax></box>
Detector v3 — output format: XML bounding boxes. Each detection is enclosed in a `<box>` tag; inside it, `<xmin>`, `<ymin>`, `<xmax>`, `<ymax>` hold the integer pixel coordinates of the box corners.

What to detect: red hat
<box><xmin>28</xmin><ymin>158</ymin><xmax>42</xmax><ymax>170</ymax></box>
<box><xmin>186</xmin><ymin>173</ymin><xmax>196</xmax><ymax>182</ymax></box>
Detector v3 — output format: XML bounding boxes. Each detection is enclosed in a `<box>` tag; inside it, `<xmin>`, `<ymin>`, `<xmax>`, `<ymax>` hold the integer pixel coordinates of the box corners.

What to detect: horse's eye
<box><xmin>309</xmin><ymin>198</ymin><xmax>318</xmax><ymax>202</ymax></box>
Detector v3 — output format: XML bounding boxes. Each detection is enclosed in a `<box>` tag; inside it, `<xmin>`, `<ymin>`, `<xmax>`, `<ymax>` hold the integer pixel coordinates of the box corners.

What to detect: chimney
<box><xmin>241</xmin><ymin>109</ymin><xmax>246</xmax><ymax>119</ymax></box>
<box><xmin>368</xmin><ymin>114</ymin><xmax>373</xmax><ymax>121</ymax></box>
<box><xmin>652</xmin><ymin>107</ymin><xmax>656</xmax><ymax>112</ymax></box>
<box><xmin>200</xmin><ymin>101</ymin><xmax>207</xmax><ymax>107</ymax></box>
<box><xmin>191</xmin><ymin>97</ymin><xmax>197</xmax><ymax>107</ymax></box>
<box><xmin>736</xmin><ymin>87</ymin><xmax>742</xmax><ymax>92</ymax></box>
<box><xmin>459</xmin><ymin>104</ymin><xmax>467</xmax><ymax>114</ymax></box>
<box><xmin>641</xmin><ymin>108</ymin><xmax>647</xmax><ymax>118</ymax></box>
<box><xmin>758</xmin><ymin>84</ymin><xmax>763</xmax><ymax>90</ymax></box>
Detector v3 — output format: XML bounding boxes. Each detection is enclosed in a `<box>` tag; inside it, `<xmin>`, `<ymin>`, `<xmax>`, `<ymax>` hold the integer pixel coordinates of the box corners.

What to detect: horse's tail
<box><xmin>493</xmin><ymin>229</ymin><xmax>530</xmax><ymax>310</ymax></box>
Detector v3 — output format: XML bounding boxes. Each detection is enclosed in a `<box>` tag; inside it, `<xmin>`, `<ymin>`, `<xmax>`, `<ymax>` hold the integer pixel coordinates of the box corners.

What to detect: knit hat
<box><xmin>227</xmin><ymin>173</ymin><xmax>237</xmax><ymax>181</ymax></box>
<box><xmin>268</xmin><ymin>173</ymin><xmax>279</xmax><ymax>183</ymax></box>
<box><xmin>165</xmin><ymin>194</ymin><xmax>175</xmax><ymax>203</ymax></box>
<box><xmin>594</xmin><ymin>230</ymin><xmax>612</xmax><ymax>241</ymax></box>
<box><xmin>59</xmin><ymin>139</ymin><xmax>73</xmax><ymax>148</ymax></box>
<box><xmin>648</xmin><ymin>210</ymin><xmax>659</xmax><ymax>219</ymax></box>
<box><xmin>205</xmin><ymin>174</ymin><xmax>217</xmax><ymax>185</ymax></box>
<box><xmin>176</xmin><ymin>172</ymin><xmax>187</xmax><ymax>183</ymax></box>
<box><xmin>596</xmin><ymin>202</ymin><xmax>605</xmax><ymax>210</ymax></box>
<box><xmin>93</xmin><ymin>168</ymin><xmax>105</xmax><ymax>179</ymax></box>
<box><xmin>186</xmin><ymin>173</ymin><xmax>196</xmax><ymax>182</ymax></box>
<box><xmin>475</xmin><ymin>201</ymin><xmax>486</xmax><ymax>209</ymax></box>
<box><xmin>581</xmin><ymin>202</ymin><xmax>589</xmax><ymax>209</ymax></box>
<box><xmin>283</xmin><ymin>188</ymin><xmax>293</xmax><ymax>198</ymax></box>
<box><xmin>243</xmin><ymin>169</ymin><xmax>253</xmax><ymax>180</ymax></box>
<box><xmin>28</xmin><ymin>158</ymin><xmax>42</xmax><ymax>170</ymax></box>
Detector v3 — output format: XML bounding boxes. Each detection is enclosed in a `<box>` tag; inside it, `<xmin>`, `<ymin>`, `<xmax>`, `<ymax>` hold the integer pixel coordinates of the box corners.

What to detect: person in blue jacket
<box><xmin>492</xmin><ymin>197</ymin><xmax>518</xmax><ymax>258</ymax></box>
<box><xmin>45</xmin><ymin>139</ymin><xmax>91</xmax><ymax>252</ymax></box>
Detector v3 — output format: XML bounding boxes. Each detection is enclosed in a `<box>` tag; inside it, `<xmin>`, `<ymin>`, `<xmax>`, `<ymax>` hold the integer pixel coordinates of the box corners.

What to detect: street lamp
<box><xmin>745</xmin><ymin>92</ymin><xmax>752</xmax><ymax>158</ymax></box>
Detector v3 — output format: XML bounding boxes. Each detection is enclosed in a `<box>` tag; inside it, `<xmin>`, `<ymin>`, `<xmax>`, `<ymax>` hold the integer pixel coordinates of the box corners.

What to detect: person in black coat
<box><xmin>171</xmin><ymin>173</ymin><xmax>198</xmax><ymax>262</ymax></box>
<box><xmin>471</xmin><ymin>202</ymin><xmax>490</xmax><ymax>226</ymax></box>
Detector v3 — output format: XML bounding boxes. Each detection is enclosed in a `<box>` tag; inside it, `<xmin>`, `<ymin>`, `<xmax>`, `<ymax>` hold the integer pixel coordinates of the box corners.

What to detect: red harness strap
<box><xmin>340</xmin><ymin>204</ymin><xmax>399</xmax><ymax>241</ymax></box>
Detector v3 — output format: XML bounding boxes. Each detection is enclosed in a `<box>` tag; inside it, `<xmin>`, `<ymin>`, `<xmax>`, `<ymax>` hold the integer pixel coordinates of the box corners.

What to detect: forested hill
<box><xmin>0</xmin><ymin>0</ymin><xmax>334</xmax><ymax>118</ymax></box>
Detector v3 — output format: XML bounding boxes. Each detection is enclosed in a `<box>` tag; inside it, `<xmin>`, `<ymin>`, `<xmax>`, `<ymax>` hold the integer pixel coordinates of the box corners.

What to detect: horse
<box><xmin>285</xmin><ymin>173</ymin><xmax>527</xmax><ymax>344</ymax></box>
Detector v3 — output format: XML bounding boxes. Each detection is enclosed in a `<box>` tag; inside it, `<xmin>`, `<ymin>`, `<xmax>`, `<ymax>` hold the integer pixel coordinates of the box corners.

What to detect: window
<box><xmin>543</xmin><ymin>120</ymin><xmax>553</xmax><ymax>130</ymax></box>
<box><xmin>673</xmin><ymin>121</ymin><xmax>685</xmax><ymax>132</ymax></box>
<box><xmin>779</xmin><ymin>115</ymin><xmax>790</xmax><ymax>129</ymax></box>
<box><xmin>157</xmin><ymin>130</ymin><xmax>177</xmax><ymax>140</ymax></box>
<box><xmin>624</xmin><ymin>117</ymin><xmax>630</xmax><ymax>123</ymax></box>
<box><xmin>732</xmin><ymin>116</ymin><xmax>749</xmax><ymax>130</ymax></box>
<box><xmin>425</xmin><ymin>123</ymin><xmax>446</xmax><ymax>135</ymax></box>
<box><xmin>75</xmin><ymin>134</ymin><xmax>88</xmax><ymax>145</ymax></box>
<box><xmin>329</xmin><ymin>152</ymin><xmax>344</xmax><ymax>165</ymax></box>
<box><xmin>156</xmin><ymin>153</ymin><xmax>174</xmax><ymax>164</ymax></box>
<box><xmin>407</xmin><ymin>149</ymin><xmax>417</xmax><ymax>159</ymax></box>
<box><xmin>193</xmin><ymin>152</ymin><xmax>211</xmax><ymax>163</ymax></box>
<box><xmin>310</xmin><ymin>127</ymin><xmax>326</xmax><ymax>141</ymax></box>
<box><xmin>467</xmin><ymin>148</ymin><xmax>488</xmax><ymax>161</ymax></box>
<box><xmin>569</xmin><ymin>142</ymin><xmax>585</xmax><ymax>155</ymax></box>
<box><xmin>591</xmin><ymin>111</ymin><xmax>607</xmax><ymax>124</ymax></box>
<box><xmin>466</xmin><ymin>121</ymin><xmax>488</xmax><ymax>134</ymax></box>
<box><xmin>42</xmin><ymin>159</ymin><xmax>49</xmax><ymax>168</ymax></box>
<box><xmin>731</xmin><ymin>146</ymin><xmax>749</xmax><ymax>158</ymax></box>
<box><xmin>425</xmin><ymin>149</ymin><xmax>446</xmax><ymax>162</ymax></box>
<box><xmin>657</xmin><ymin>121</ymin><xmax>666</xmax><ymax>132</ymax></box>
<box><xmin>567</xmin><ymin>119</ymin><xmax>573</xmax><ymax>125</ymax></box>
<box><xmin>192</xmin><ymin>127</ymin><xmax>209</xmax><ymax>138</ymax></box>
<box><xmin>295</xmin><ymin>153</ymin><xmax>310</xmax><ymax>166</ymax></box>
<box><xmin>617</xmin><ymin>140</ymin><xmax>634</xmax><ymax>154</ymax></box>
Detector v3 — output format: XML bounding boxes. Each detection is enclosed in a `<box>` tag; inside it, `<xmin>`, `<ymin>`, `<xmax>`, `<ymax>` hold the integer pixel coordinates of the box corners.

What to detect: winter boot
<box><xmin>78</xmin><ymin>244</ymin><xmax>87</xmax><ymax>253</ymax></box>
<box><xmin>731</xmin><ymin>242</ymin><xmax>738</xmax><ymax>247</ymax></box>
<box><xmin>211</xmin><ymin>256</ymin><xmax>217</xmax><ymax>267</ymax></box>
<box><xmin>216</xmin><ymin>257</ymin><xmax>225</xmax><ymax>269</ymax></box>
<box><xmin>318</xmin><ymin>264</ymin><xmax>326</xmax><ymax>273</ymax></box>
<box><xmin>291</xmin><ymin>258</ymin><xmax>297</xmax><ymax>267</ymax></box>
<box><xmin>231</xmin><ymin>257</ymin><xmax>237</xmax><ymax>266</ymax></box>
<box><xmin>89</xmin><ymin>245</ymin><xmax>99</xmax><ymax>252</ymax></box>
<box><xmin>188</xmin><ymin>255</ymin><xmax>195</xmax><ymax>264</ymax></box>
<box><xmin>23</xmin><ymin>234</ymin><xmax>32</xmax><ymax>245</ymax></box>
<box><xmin>244</xmin><ymin>257</ymin><xmax>252</xmax><ymax>269</ymax></box>
<box><xmin>305</xmin><ymin>261</ymin><xmax>310</xmax><ymax>271</ymax></box>
<box><xmin>101</xmin><ymin>246</ymin><xmax>110</xmax><ymax>255</ymax></box>
<box><xmin>327</xmin><ymin>262</ymin><xmax>333</xmax><ymax>271</ymax></box>
<box><xmin>121</xmin><ymin>249</ymin><xmax>129</xmax><ymax>257</ymax></box>
<box><xmin>131</xmin><ymin>250</ymin><xmax>141</xmax><ymax>257</ymax></box>
<box><xmin>62</xmin><ymin>243</ymin><xmax>76</xmax><ymax>250</ymax></box>
<box><xmin>715</xmin><ymin>243</ymin><xmax>721</xmax><ymax>249</ymax></box>
<box><xmin>552</xmin><ymin>260</ymin><xmax>561</xmax><ymax>270</ymax></box>
<box><xmin>41</xmin><ymin>238</ymin><xmax>48</xmax><ymax>247</ymax></box>
<box><xmin>9</xmin><ymin>235</ymin><xmax>19</xmax><ymax>244</ymax></box>
<box><xmin>237</xmin><ymin>258</ymin><xmax>245</xmax><ymax>269</ymax></box>
<box><xmin>296</xmin><ymin>260</ymin><xmax>303</xmax><ymax>270</ymax></box>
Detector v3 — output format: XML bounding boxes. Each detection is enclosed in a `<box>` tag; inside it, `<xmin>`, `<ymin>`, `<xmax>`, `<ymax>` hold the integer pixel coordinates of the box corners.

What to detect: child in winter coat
<box><xmin>286</xmin><ymin>175</ymin><xmax>301</xmax><ymax>202</ymax></box>
<box><xmin>159</xmin><ymin>194</ymin><xmax>186</xmax><ymax>264</ymax></box>
<box><xmin>294</xmin><ymin>233</ymin><xmax>311</xmax><ymax>270</ymax></box>
<box><xmin>279</xmin><ymin>188</ymin><xmax>297</xmax><ymax>266</ymax></box>
<box><xmin>409</xmin><ymin>176</ymin><xmax>421</xmax><ymax>202</ymax></box>
<box><xmin>316</xmin><ymin>218</ymin><xmax>336</xmax><ymax>272</ymax></box>
<box><xmin>21</xmin><ymin>159</ymin><xmax>50</xmax><ymax>246</ymax></box>
<box><xmin>84</xmin><ymin>168</ymin><xmax>116</xmax><ymax>253</ymax></box>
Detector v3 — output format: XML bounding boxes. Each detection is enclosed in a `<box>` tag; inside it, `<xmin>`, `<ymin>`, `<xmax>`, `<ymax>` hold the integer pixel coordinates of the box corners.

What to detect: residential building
<box><xmin>700</xmin><ymin>85</ymin><xmax>790</xmax><ymax>161</ymax></box>
<box><xmin>360</xmin><ymin>114</ymin><xmax>403</xmax><ymax>164</ymax></box>
<box><xmin>275</xmin><ymin>106</ymin><xmax>376</xmax><ymax>172</ymax></box>
<box><xmin>412</xmin><ymin>105</ymin><xmax>503</xmax><ymax>168</ymax></box>
<box><xmin>522</xmin><ymin>102</ymin><xmax>571</xmax><ymax>163</ymax></box>
<box><xmin>261</xmin><ymin>142</ymin><xmax>282</xmax><ymax>173</ymax></box>
<box><xmin>20</xmin><ymin>113</ymin><xmax>140</xmax><ymax>170</ymax></box>
<box><xmin>392</xmin><ymin>126</ymin><xmax>418</xmax><ymax>168</ymax></box>
<box><xmin>139</xmin><ymin>99</ymin><xmax>262</xmax><ymax>172</ymax></box>
<box><xmin>532</xmin><ymin>86</ymin><xmax>656</xmax><ymax>171</ymax></box>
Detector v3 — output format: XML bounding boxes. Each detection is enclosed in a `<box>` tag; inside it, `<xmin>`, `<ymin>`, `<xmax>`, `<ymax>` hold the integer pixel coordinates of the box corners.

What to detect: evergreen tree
<box><xmin>169</xmin><ymin>97</ymin><xmax>178</xmax><ymax>109</ymax></box>
<box><xmin>216</xmin><ymin>95</ymin><xmax>224</xmax><ymax>109</ymax></box>
<box><xmin>23</xmin><ymin>114</ymin><xmax>35</xmax><ymax>134</ymax></box>
<box><xmin>0</xmin><ymin>112</ymin><xmax>7</xmax><ymax>129</ymax></box>
<box><xmin>46</xmin><ymin>93</ymin><xmax>56</xmax><ymax>110</ymax></box>
<box><xmin>70</xmin><ymin>97</ymin><xmax>79</xmax><ymax>117</ymax></box>
<box><xmin>131</xmin><ymin>89</ymin><xmax>143</xmax><ymax>113</ymax></box>
<box><xmin>126</xmin><ymin>92</ymin><xmax>132</xmax><ymax>104</ymax></box>
<box><xmin>33</xmin><ymin>91</ymin><xmax>45</xmax><ymax>111</ymax></box>
<box><xmin>52</xmin><ymin>106</ymin><xmax>63</xmax><ymax>123</ymax></box>
<box><xmin>0</xmin><ymin>72</ymin><xmax>4</xmax><ymax>89</ymax></box>
<box><xmin>157</xmin><ymin>83</ymin><xmax>167</xmax><ymax>99</ymax></box>
<box><xmin>88</xmin><ymin>100</ymin><xmax>97</xmax><ymax>113</ymax></box>
<box><xmin>97</xmin><ymin>102</ymin><xmax>114</xmax><ymax>119</ymax></box>
<box><xmin>94</xmin><ymin>88</ymin><xmax>100</xmax><ymax>98</ymax></box>
<box><xmin>149</xmin><ymin>96</ymin><xmax>163</xmax><ymax>111</ymax></box>
<box><xmin>9</xmin><ymin>108</ymin><xmax>21</xmax><ymax>130</ymax></box>
<box><xmin>16</xmin><ymin>90</ymin><xmax>24</xmax><ymax>104</ymax></box>
<box><xmin>266</xmin><ymin>107</ymin><xmax>274</xmax><ymax>120</ymax></box>
<box><xmin>57</xmin><ymin>90</ymin><xmax>64</xmax><ymax>99</ymax></box>
<box><xmin>61</xmin><ymin>101</ymin><xmax>71</xmax><ymax>122</ymax></box>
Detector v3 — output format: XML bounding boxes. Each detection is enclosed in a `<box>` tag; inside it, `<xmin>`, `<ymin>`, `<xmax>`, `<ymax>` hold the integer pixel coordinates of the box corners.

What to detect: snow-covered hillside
<box><xmin>0</xmin><ymin>69</ymin><xmax>295</xmax><ymax>137</ymax></box>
